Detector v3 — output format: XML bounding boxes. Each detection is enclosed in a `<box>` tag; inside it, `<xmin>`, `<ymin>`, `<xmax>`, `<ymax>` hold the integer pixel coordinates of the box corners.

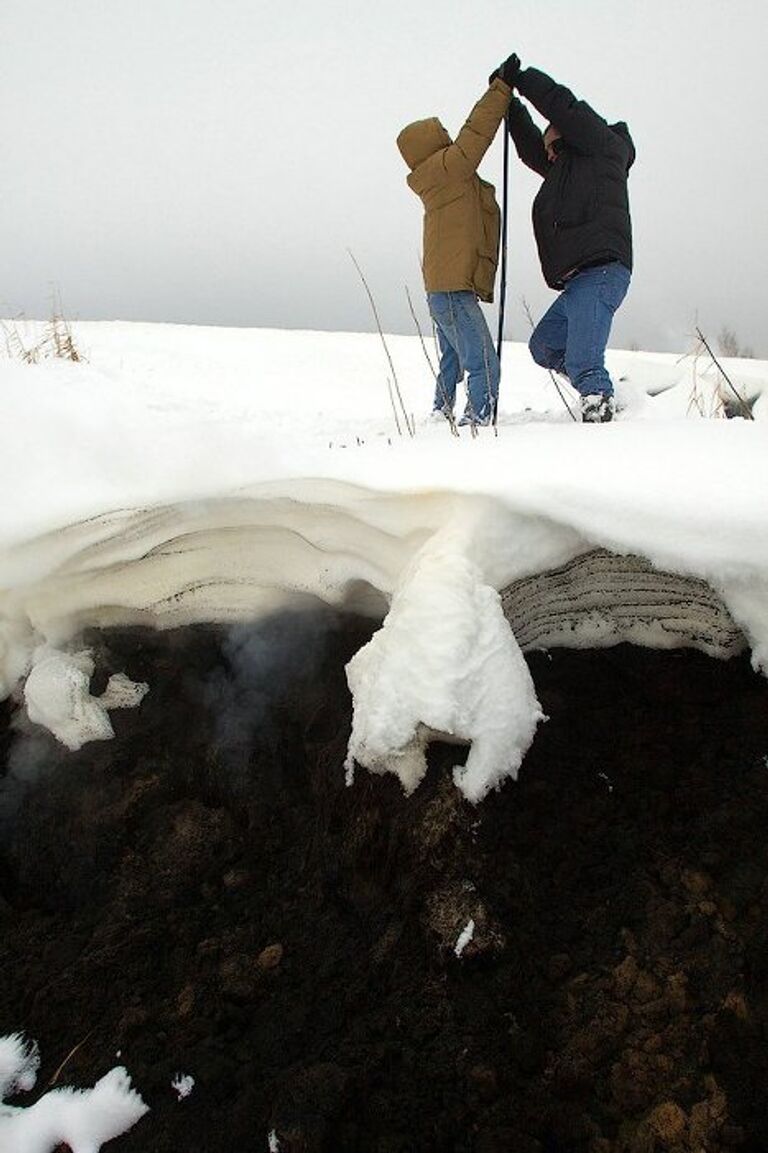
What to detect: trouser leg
<box><xmin>433</xmin><ymin>321</ymin><xmax>461</xmax><ymax>412</ymax></box>
<box><xmin>529</xmin><ymin>293</ymin><xmax>569</xmax><ymax>376</ymax></box>
<box><xmin>429</xmin><ymin>291</ymin><xmax>500</xmax><ymax>422</ymax></box>
<box><xmin>456</xmin><ymin>297</ymin><xmax>500</xmax><ymax>424</ymax></box>
<box><xmin>455</xmin><ymin>293</ymin><xmax>500</xmax><ymax>421</ymax></box>
<box><xmin>428</xmin><ymin>293</ymin><xmax>462</xmax><ymax>412</ymax></box>
<box><xmin>562</xmin><ymin>265</ymin><xmax>631</xmax><ymax>397</ymax></box>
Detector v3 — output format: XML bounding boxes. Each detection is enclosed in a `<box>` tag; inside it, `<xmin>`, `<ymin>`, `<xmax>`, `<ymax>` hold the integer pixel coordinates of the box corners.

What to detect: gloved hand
<box><xmin>500</xmin><ymin>53</ymin><xmax>521</xmax><ymax>87</ymax></box>
<box><xmin>489</xmin><ymin>53</ymin><xmax>521</xmax><ymax>89</ymax></box>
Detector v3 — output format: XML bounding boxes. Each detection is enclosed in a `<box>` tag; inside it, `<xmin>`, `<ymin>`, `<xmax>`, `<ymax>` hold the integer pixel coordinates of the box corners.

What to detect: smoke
<box><xmin>203</xmin><ymin>608</ymin><xmax>346</xmax><ymax>796</ymax></box>
<box><xmin>0</xmin><ymin>608</ymin><xmax>357</xmax><ymax>839</ymax></box>
<box><xmin>0</xmin><ymin>718</ymin><xmax>64</xmax><ymax>841</ymax></box>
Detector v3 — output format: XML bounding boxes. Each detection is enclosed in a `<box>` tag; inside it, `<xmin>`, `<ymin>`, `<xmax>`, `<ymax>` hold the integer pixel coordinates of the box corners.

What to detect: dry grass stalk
<box><xmin>522</xmin><ymin>297</ymin><xmax>578</xmax><ymax>421</ymax></box>
<box><xmin>48</xmin><ymin>1029</ymin><xmax>95</xmax><ymax>1087</ymax></box>
<box><xmin>1</xmin><ymin>317</ymin><xmax>38</xmax><ymax>362</ymax></box>
<box><xmin>694</xmin><ymin>326</ymin><xmax>753</xmax><ymax>420</ymax></box>
<box><xmin>686</xmin><ymin>336</ymin><xmax>727</xmax><ymax>419</ymax></box>
<box><xmin>348</xmin><ymin>250</ymin><xmax>414</xmax><ymax>437</ymax></box>
<box><xmin>387</xmin><ymin>378</ymin><xmax>402</xmax><ymax>437</ymax></box>
<box><xmin>405</xmin><ymin>285</ymin><xmax>458</xmax><ymax>437</ymax></box>
<box><xmin>1</xmin><ymin>292</ymin><xmax>84</xmax><ymax>364</ymax></box>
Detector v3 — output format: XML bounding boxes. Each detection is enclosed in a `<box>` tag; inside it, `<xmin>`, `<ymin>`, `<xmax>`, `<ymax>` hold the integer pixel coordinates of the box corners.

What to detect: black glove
<box><xmin>499</xmin><ymin>53</ymin><xmax>521</xmax><ymax>88</ymax></box>
<box><xmin>490</xmin><ymin>54</ymin><xmax>521</xmax><ymax>89</ymax></box>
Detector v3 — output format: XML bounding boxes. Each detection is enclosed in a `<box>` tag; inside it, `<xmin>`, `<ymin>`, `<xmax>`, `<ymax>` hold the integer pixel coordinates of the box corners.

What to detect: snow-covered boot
<box><xmin>458</xmin><ymin>410</ymin><xmax>491</xmax><ymax>427</ymax></box>
<box><xmin>427</xmin><ymin>406</ymin><xmax>454</xmax><ymax>423</ymax></box>
<box><xmin>580</xmin><ymin>393</ymin><xmax>615</xmax><ymax>423</ymax></box>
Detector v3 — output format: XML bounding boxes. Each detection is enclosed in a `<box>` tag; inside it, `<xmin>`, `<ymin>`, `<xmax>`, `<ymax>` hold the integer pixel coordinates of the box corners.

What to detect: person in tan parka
<box><xmin>397</xmin><ymin>57</ymin><xmax>518</xmax><ymax>425</ymax></box>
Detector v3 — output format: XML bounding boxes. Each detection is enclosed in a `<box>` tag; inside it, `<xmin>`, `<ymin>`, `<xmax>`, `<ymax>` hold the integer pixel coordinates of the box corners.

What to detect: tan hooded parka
<box><xmin>397</xmin><ymin>79</ymin><xmax>512</xmax><ymax>303</ymax></box>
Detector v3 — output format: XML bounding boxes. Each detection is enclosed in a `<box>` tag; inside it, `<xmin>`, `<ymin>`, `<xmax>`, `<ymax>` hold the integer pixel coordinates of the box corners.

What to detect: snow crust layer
<box><xmin>501</xmin><ymin>549</ymin><xmax>747</xmax><ymax>659</ymax></box>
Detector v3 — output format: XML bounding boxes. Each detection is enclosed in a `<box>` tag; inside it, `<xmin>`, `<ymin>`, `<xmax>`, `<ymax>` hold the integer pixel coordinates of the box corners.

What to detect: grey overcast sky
<box><xmin>2</xmin><ymin>0</ymin><xmax>767</xmax><ymax>353</ymax></box>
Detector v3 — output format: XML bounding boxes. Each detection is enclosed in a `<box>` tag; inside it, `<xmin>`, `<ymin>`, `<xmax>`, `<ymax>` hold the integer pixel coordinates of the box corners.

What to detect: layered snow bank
<box><xmin>501</xmin><ymin>549</ymin><xmax>748</xmax><ymax>659</ymax></box>
<box><xmin>0</xmin><ymin>1034</ymin><xmax>147</xmax><ymax>1152</ymax></box>
<box><xmin>1</xmin><ymin>323</ymin><xmax>767</xmax><ymax>799</ymax></box>
<box><xmin>2</xmin><ymin>482</ymin><xmax>764</xmax><ymax>801</ymax></box>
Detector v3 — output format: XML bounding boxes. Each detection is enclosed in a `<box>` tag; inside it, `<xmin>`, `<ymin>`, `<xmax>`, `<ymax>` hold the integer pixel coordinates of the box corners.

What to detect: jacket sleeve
<box><xmin>515</xmin><ymin>66</ymin><xmax>618</xmax><ymax>155</ymax></box>
<box><xmin>442</xmin><ymin>78</ymin><xmax>511</xmax><ymax>179</ymax></box>
<box><xmin>506</xmin><ymin>96</ymin><xmax>548</xmax><ymax>176</ymax></box>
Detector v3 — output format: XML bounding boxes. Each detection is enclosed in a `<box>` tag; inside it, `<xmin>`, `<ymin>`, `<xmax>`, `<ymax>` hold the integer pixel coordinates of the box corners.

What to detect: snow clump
<box><xmin>0</xmin><ymin>1033</ymin><xmax>148</xmax><ymax>1152</ymax></box>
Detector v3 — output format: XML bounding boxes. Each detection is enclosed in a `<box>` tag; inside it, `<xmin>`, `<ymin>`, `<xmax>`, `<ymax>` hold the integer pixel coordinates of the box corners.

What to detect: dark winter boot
<box><xmin>580</xmin><ymin>393</ymin><xmax>615</xmax><ymax>423</ymax></box>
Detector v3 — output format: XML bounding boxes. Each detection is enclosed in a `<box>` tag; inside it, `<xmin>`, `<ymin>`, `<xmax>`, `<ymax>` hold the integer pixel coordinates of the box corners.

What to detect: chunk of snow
<box><xmin>23</xmin><ymin>647</ymin><xmax>148</xmax><ymax>750</ymax></box>
<box><xmin>268</xmin><ymin>1129</ymin><xmax>281</xmax><ymax>1152</ymax></box>
<box><xmin>717</xmin><ymin>576</ymin><xmax>768</xmax><ymax>675</ymax></box>
<box><xmin>0</xmin><ymin>1034</ymin><xmax>147</xmax><ymax>1153</ymax></box>
<box><xmin>345</xmin><ymin>526</ymin><xmax>545</xmax><ymax>803</ymax></box>
<box><xmin>99</xmin><ymin>672</ymin><xmax>149</xmax><ymax>710</ymax></box>
<box><xmin>24</xmin><ymin>647</ymin><xmax>111</xmax><ymax>749</ymax></box>
<box><xmin>454</xmin><ymin>919</ymin><xmax>475</xmax><ymax>957</ymax></box>
<box><xmin>171</xmin><ymin>1073</ymin><xmax>194</xmax><ymax>1100</ymax></box>
<box><xmin>0</xmin><ymin>1034</ymin><xmax>40</xmax><ymax>1100</ymax></box>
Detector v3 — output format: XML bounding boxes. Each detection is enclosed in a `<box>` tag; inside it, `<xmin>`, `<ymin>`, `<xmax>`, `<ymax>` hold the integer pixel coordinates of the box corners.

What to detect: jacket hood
<box><xmin>610</xmin><ymin>121</ymin><xmax>635</xmax><ymax>170</ymax></box>
<box><xmin>397</xmin><ymin>117</ymin><xmax>452</xmax><ymax>170</ymax></box>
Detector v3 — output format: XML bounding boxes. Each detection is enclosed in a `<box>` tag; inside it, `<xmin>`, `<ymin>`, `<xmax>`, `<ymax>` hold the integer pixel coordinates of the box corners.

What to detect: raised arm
<box><xmin>506</xmin><ymin>95</ymin><xmax>549</xmax><ymax>176</ymax></box>
<box><xmin>441</xmin><ymin>78</ymin><xmax>512</xmax><ymax>179</ymax></box>
<box><xmin>515</xmin><ymin>66</ymin><xmax>619</xmax><ymax>154</ymax></box>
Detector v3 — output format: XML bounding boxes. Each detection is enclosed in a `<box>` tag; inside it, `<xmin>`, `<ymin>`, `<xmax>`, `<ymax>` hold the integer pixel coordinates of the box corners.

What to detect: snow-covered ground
<box><xmin>1</xmin><ymin>318</ymin><xmax>767</xmax><ymax>1148</ymax></box>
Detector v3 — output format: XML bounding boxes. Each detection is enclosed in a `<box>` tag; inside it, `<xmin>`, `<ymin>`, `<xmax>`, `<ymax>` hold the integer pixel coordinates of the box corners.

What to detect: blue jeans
<box><xmin>529</xmin><ymin>262</ymin><xmax>631</xmax><ymax>397</ymax></box>
<box><xmin>428</xmin><ymin>290</ymin><xmax>500</xmax><ymax>420</ymax></box>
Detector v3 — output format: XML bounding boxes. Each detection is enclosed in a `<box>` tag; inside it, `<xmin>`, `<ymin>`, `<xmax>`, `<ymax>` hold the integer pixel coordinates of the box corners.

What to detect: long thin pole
<box><xmin>496</xmin><ymin>126</ymin><xmax>510</xmax><ymax>363</ymax></box>
<box><xmin>493</xmin><ymin>126</ymin><xmax>510</xmax><ymax>429</ymax></box>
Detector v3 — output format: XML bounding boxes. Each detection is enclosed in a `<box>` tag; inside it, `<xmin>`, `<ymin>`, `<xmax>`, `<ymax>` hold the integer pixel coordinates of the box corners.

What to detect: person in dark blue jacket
<box><xmin>499</xmin><ymin>56</ymin><xmax>635</xmax><ymax>422</ymax></box>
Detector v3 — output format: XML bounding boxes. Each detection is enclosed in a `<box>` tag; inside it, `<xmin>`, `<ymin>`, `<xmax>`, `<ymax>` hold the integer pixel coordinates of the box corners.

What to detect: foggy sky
<box><xmin>2</xmin><ymin>0</ymin><xmax>767</xmax><ymax>354</ymax></box>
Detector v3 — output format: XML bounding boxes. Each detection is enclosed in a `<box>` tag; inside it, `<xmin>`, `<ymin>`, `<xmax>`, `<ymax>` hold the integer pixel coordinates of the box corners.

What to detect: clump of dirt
<box><xmin>1</xmin><ymin>612</ymin><xmax>768</xmax><ymax>1153</ymax></box>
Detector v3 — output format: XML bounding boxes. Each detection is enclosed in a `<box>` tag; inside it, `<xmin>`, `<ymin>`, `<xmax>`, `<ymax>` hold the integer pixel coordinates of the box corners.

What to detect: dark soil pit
<box><xmin>1</xmin><ymin>611</ymin><xmax>768</xmax><ymax>1152</ymax></box>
